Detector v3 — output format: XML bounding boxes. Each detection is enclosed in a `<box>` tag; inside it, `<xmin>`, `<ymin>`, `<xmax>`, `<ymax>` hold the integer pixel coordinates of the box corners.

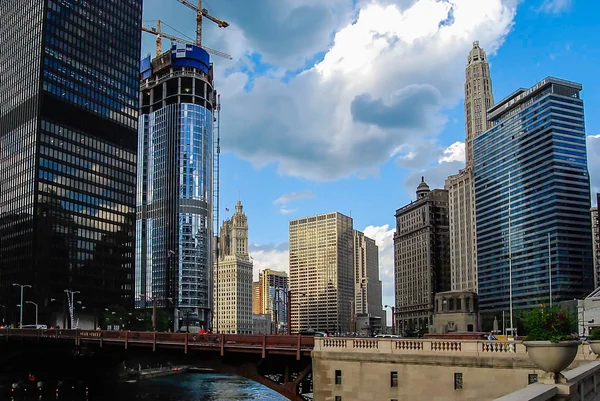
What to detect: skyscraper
<box><xmin>394</xmin><ymin>178</ymin><xmax>450</xmax><ymax>335</ymax></box>
<box><xmin>353</xmin><ymin>230</ymin><xmax>382</xmax><ymax>317</ymax></box>
<box><xmin>135</xmin><ymin>44</ymin><xmax>216</xmax><ymax>331</ymax></box>
<box><xmin>0</xmin><ymin>0</ymin><xmax>142</xmax><ymax>327</ymax></box>
<box><xmin>445</xmin><ymin>41</ymin><xmax>495</xmax><ymax>293</ymax></box>
<box><xmin>289</xmin><ymin>212</ymin><xmax>354</xmax><ymax>334</ymax></box>
<box><xmin>213</xmin><ymin>201</ymin><xmax>253</xmax><ymax>334</ymax></box>
<box><xmin>257</xmin><ymin>269</ymin><xmax>289</xmax><ymax>332</ymax></box>
<box><xmin>474</xmin><ymin>77</ymin><xmax>594</xmax><ymax>312</ymax></box>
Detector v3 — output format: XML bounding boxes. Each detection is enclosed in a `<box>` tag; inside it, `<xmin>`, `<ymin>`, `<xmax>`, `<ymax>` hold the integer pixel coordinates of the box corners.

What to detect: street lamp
<box><xmin>13</xmin><ymin>283</ymin><xmax>31</xmax><ymax>328</ymax></box>
<box><xmin>0</xmin><ymin>304</ymin><xmax>5</xmax><ymax>325</ymax></box>
<box><xmin>384</xmin><ymin>305</ymin><xmax>396</xmax><ymax>335</ymax></box>
<box><xmin>26</xmin><ymin>301</ymin><xmax>38</xmax><ymax>327</ymax></box>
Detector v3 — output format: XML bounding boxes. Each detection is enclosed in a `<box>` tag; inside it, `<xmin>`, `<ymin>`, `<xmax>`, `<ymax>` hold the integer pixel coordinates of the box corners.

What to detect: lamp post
<box><xmin>0</xmin><ymin>304</ymin><xmax>5</xmax><ymax>325</ymax></box>
<box><xmin>26</xmin><ymin>301</ymin><xmax>38</xmax><ymax>326</ymax></box>
<box><xmin>384</xmin><ymin>305</ymin><xmax>396</xmax><ymax>335</ymax></box>
<box><xmin>12</xmin><ymin>283</ymin><xmax>31</xmax><ymax>328</ymax></box>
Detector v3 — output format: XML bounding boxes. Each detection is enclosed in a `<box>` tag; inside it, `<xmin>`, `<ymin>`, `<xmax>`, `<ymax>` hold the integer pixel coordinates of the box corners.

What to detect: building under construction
<box><xmin>134</xmin><ymin>41</ymin><xmax>221</xmax><ymax>331</ymax></box>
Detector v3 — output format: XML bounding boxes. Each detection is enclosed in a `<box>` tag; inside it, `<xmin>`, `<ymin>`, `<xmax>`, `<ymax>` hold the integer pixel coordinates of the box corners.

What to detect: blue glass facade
<box><xmin>474</xmin><ymin>77</ymin><xmax>594</xmax><ymax>312</ymax></box>
<box><xmin>135</xmin><ymin>45</ymin><xmax>215</xmax><ymax>328</ymax></box>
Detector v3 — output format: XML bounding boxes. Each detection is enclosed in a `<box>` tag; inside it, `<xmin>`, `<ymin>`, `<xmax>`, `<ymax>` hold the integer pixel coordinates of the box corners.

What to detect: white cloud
<box><xmin>536</xmin><ymin>0</ymin><xmax>572</xmax><ymax>14</ymax></box>
<box><xmin>273</xmin><ymin>190</ymin><xmax>316</xmax><ymax>214</ymax></box>
<box><xmin>219</xmin><ymin>0</ymin><xmax>516</xmax><ymax>180</ymax></box>
<box><xmin>274</xmin><ymin>190</ymin><xmax>316</xmax><ymax>205</ymax></box>
<box><xmin>249</xmin><ymin>243</ymin><xmax>290</xmax><ymax>281</ymax></box>
<box><xmin>438</xmin><ymin>141</ymin><xmax>465</xmax><ymax>163</ymax></box>
<box><xmin>403</xmin><ymin>141</ymin><xmax>466</xmax><ymax>192</ymax></box>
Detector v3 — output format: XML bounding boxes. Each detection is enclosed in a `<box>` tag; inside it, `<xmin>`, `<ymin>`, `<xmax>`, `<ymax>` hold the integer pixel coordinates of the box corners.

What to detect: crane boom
<box><xmin>175</xmin><ymin>0</ymin><xmax>229</xmax><ymax>46</ymax></box>
<box><xmin>142</xmin><ymin>21</ymin><xmax>232</xmax><ymax>60</ymax></box>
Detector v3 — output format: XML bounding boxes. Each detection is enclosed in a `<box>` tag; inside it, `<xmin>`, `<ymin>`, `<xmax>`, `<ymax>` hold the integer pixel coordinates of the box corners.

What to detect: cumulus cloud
<box><xmin>438</xmin><ymin>141</ymin><xmax>466</xmax><ymax>163</ymax></box>
<box><xmin>219</xmin><ymin>0</ymin><xmax>516</xmax><ymax>180</ymax></box>
<box><xmin>536</xmin><ymin>0</ymin><xmax>572</xmax><ymax>14</ymax></box>
<box><xmin>249</xmin><ymin>243</ymin><xmax>290</xmax><ymax>281</ymax></box>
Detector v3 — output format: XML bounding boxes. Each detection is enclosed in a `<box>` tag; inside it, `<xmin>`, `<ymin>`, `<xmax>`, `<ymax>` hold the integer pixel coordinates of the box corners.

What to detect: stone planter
<box><xmin>523</xmin><ymin>340</ymin><xmax>580</xmax><ymax>383</ymax></box>
<box><xmin>588</xmin><ymin>340</ymin><xmax>600</xmax><ymax>356</ymax></box>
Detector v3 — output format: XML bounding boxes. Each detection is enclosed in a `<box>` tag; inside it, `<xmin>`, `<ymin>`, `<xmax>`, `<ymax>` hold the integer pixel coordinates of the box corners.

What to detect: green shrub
<box><xmin>523</xmin><ymin>305</ymin><xmax>575</xmax><ymax>343</ymax></box>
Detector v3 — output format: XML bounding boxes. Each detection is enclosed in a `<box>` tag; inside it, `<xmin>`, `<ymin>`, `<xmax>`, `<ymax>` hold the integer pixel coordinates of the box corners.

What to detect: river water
<box><xmin>108</xmin><ymin>373</ymin><xmax>287</xmax><ymax>401</ymax></box>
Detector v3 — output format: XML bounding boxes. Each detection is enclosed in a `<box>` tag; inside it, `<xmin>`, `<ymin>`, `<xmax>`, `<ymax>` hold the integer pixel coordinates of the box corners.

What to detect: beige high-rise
<box><xmin>289</xmin><ymin>212</ymin><xmax>354</xmax><ymax>334</ymax></box>
<box><xmin>213</xmin><ymin>200</ymin><xmax>253</xmax><ymax>334</ymax></box>
<box><xmin>353</xmin><ymin>230</ymin><xmax>381</xmax><ymax>317</ymax></box>
<box><xmin>258</xmin><ymin>269</ymin><xmax>289</xmax><ymax>331</ymax></box>
<box><xmin>446</xmin><ymin>41</ymin><xmax>494</xmax><ymax>292</ymax></box>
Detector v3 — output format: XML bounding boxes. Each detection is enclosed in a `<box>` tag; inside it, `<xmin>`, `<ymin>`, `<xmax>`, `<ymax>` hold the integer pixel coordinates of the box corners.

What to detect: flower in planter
<box><xmin>523</xmin><ymin>305</ymin><xmax>576</xmax><ymax>343</ymax></box>
<box><xmin>589</xmin><ymin>328</ymin><xmax>600</xmax><ymax>341</ymax></box>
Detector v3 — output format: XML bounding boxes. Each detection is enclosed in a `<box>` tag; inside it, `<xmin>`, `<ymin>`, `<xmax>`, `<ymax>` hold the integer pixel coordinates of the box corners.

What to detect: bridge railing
<box><xmin>0</xmin><ymin>329</ymin><xmax>315</xmax><ymax>351</ymax></box>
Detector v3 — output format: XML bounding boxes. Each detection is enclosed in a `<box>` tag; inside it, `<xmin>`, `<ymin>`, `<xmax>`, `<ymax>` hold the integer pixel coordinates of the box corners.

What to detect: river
<box><xmin>108</xmin><ymin>373</ymin><xmax>287</xmax><ymax>401</ymax></box>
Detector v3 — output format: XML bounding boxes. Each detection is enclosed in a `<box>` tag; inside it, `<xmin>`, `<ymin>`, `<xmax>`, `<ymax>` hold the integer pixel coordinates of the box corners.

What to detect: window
<box><xmin>335</xmin><ymin>370</ymin><xmax>342</xmax><ymax>385</ymax></box>
<box><xmin>335</xmin><ymin>397</ymin><xmax>342</xmax><ymax>401</ymax></box>
<box><xmin>454</xmin><ymin>373</ymin><xmax>463</xmax><ymax>390</ymax></box>
<box><xmin>390</xmin><ymin>371</ymin><xmax>398</xmax><ymax>387</ymax></box>
<box><xmin>528</xmin><ymin>374</ymin><xmax>538</xmax><ymax>385</ymax></box>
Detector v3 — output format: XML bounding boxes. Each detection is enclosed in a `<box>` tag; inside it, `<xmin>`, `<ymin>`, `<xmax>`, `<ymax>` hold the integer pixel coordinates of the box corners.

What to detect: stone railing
<box><xmin>494</xmin><ymin>361</ymin><xmax>600</xmax><ymax>401</ymax></box>
<box><xmin>314</xmin><ymin>338</ymin><xmax>597</xmax><ymax>360</ymax></box>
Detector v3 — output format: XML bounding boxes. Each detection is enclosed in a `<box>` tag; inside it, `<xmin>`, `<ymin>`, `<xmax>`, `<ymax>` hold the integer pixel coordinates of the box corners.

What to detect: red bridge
<box><xmin>0</xmin><ymin>329</ymin><xmax>315</xmax><ymax>401</ymax></box>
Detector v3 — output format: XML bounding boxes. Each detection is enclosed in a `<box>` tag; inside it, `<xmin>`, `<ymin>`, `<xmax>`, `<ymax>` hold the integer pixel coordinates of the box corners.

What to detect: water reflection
<box><xmin>100</xmin><ymin>373</ymin><xmax>286</xmax><ymax>401</ymax></box>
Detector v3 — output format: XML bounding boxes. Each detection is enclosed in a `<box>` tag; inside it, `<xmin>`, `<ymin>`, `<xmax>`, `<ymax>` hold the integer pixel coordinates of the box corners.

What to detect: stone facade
<box><xmin>353</xmin><ymin>229</ymin><xmax>382</xmax><ymax>333</ymax></box>
<box><xmin>312</xmin><ymin>351</ymin><xmax>537</xmax><ymax>401</ymax></box>
<box><xmin>213</xmin><ymin>200</ymin><xmax>253</xmax><ymax>334</ymax></box>
<box><xmin>592</xmin><ymin>193</ymin><xmax>600</xmax><ymax>289</ymax></box>
<box><xmin>394</xmin><ymin>178</ymin><xmax>450</xmax><ymax>335</ymax></box>
<box><xmin>431</xmin><ymin>290</ymin><xmax>480</xmax><ymax>334</ymax></box>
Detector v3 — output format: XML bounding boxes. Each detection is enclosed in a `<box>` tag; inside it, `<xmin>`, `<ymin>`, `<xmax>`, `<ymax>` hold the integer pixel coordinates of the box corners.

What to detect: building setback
<box><xmin>289</xmin><ymin>212</ymin><xmax>355</xmax><ymax>334</ymax></box>
<box><xmin>135</xmin><ymin>44</ymin><xmax>215</xmax><ymax>330</ymax></box>
<box><xmin>474</xmin><ymin>77</ymin><xmax>594</xmax><ymax>312</ymax></box>
<box><xmin>213</xmin><ymin>201</ymin><xmax>253</xmax><ymax>334</ymax></box>
<box><xmin>394</xmin><ymin>178</ymin><xmax>451</xmax><ymax>334</ymax></box>
<box><xmin>0</xmin><ymin>0</ymin><xmax>142</xmax><ymax>328</ymax></box>
<box><xmin>445</xmin><ymin>41</ymin><xmax>495</xmax><ymax>293</ymax></box>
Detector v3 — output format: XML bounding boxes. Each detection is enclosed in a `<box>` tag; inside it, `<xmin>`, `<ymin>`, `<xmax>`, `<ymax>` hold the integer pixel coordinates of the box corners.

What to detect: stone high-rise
<box><xmin>445</xmin><ymin>41</ymin><xmax>494</xmax><ymax>292</ymax></box>
<box><xmin>213</xmin><ymin>201</ymin><xmax>253</xmax><ymax>334</ymax></box>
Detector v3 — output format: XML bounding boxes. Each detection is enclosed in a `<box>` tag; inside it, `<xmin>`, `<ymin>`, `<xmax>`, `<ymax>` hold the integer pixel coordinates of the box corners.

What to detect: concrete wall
<box><xmin>313</xmin><ymin>351</ymin><xmax>539</xmax><ymax>401</ymax></box>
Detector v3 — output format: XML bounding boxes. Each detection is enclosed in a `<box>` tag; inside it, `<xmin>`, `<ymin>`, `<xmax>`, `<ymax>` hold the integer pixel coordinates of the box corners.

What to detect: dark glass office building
<box><xmin>474</xmin><ymin>77</ymin><xmax>594</xmax><ymax>313</ymax></box>
<box><xmin>135</xmin><ymin>43</ymin><xmax>215</xmax><ymax>331</ymax></box>
<box><xmin>0</xmin><ymin>0</ymin><xmax>142</xmax><ymax>328</ymax></box>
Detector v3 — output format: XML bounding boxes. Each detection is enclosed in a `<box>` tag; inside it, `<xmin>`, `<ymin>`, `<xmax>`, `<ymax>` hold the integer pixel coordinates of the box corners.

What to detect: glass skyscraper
<box><xmin>0</xmin><ymin>0</ymin><xmax>142</xmax><ymax>327</ymax></box>
<box><xmin>474</xmin><ymin>77</ymin><xmax>594</xmax><ymax>313</ymax></box>
<box><xmin>135</xmin><ymin>44</ymin><xmax>215</xmax><ymax>330</ymax></box>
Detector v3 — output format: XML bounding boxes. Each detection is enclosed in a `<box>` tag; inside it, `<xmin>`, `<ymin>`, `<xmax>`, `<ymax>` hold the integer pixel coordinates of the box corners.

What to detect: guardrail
<box><xmin>0</xmin><ymin>329</ymin><xmax>315</xmax><ymax>359</ymax></box>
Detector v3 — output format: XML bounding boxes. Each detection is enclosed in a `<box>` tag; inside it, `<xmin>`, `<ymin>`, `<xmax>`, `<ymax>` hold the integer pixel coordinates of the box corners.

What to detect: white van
<box><xmin>21</xmin><ymin>324</ymin><xmax>47</xmax><ymax>329</ymax></box>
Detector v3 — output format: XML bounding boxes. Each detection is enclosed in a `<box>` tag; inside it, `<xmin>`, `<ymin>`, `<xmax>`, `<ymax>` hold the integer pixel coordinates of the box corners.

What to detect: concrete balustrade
<box><xmin>315</xmin><ymin>337</ymin><xmax>598</xmax><ymax>361</ymax></box>
<box><xmin>494</xmin><ymin>361</ymin><xmax>600</xmax><ymax>401</ymax></box>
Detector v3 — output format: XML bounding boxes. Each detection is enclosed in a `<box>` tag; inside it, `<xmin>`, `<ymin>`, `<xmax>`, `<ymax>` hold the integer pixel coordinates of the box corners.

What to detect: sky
<box><xmin>141</xmin><ymin>0</ymin><xmax>600</xmax><ymax>322</ymax></box>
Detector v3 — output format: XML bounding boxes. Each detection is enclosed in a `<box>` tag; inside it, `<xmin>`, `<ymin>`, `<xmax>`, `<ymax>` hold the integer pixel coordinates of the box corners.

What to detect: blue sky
<box><xmin>141</xmin><ymin>0</ymin><xmax>600</xmax><ymax>316</ymax></box>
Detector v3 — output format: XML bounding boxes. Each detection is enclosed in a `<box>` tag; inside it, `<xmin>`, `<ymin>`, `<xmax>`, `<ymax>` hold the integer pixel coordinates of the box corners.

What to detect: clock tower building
<box><xmin>214</xmin><ymin>200</ymin><xmax>253</xmax><ymax>334</ymax></box>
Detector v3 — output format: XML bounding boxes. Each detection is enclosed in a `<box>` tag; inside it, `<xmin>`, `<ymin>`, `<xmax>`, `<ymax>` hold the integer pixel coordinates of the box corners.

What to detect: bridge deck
<box><xmin>0</xmin><ymin>329</ymin><xmax>315</xmax><ymax>358</ymax></box>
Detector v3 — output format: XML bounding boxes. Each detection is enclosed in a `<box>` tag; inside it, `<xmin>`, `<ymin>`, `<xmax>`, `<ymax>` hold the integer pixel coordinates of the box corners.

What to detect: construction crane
<box><xmin>142</xmin><ymin>20</ymin><xmax>232</xmax><ymax>60</ymax></box>
<box><xmin>175</xmin><ymin>0</ymin><xmax>229</xmax><ymax>47</ymax></box>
